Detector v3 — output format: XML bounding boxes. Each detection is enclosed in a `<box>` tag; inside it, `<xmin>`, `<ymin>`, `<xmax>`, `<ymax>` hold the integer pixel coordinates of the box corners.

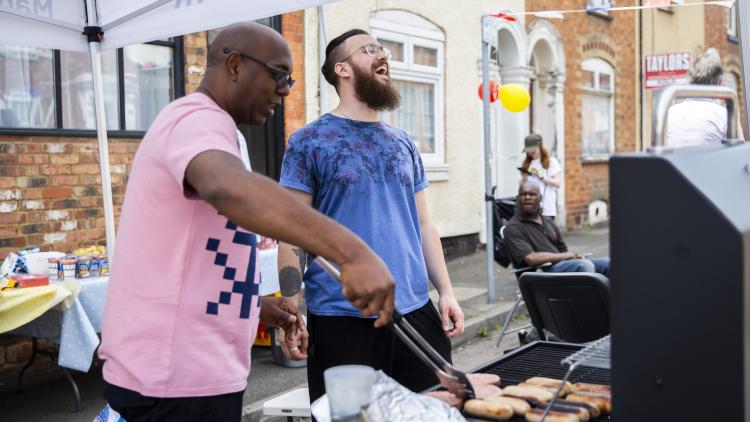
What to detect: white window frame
<box><xmin>587</xmin><ymin>0</ymin><xmax>612</xmax><ymax>17</ymax></box>
<box><xmin>581</xmin><ymin>58</ymin><xmax>615</xmax><ymax>159</ymax></box>
<box><xmin>728</xmin><ymin>3</ymin><xmax>738</xmax><ymax>38</ymax></box>
<box><xmin>371</xmin><ymin>18</ymin><xmax>446</xmax><ymax>171</ymax></box>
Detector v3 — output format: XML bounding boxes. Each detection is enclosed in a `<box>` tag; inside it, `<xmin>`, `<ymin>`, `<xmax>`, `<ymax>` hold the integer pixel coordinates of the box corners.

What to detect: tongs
<box><xmin>314</xmin><ymin>256</ymin><xmax>476</xmax><ymax>400</ymax></box>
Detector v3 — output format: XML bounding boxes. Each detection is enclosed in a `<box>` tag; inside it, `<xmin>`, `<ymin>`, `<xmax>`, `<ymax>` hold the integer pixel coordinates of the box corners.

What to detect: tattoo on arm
<box><xmin>292</xmin><ymin>248</ymin><xmax>307</xmax><ymax>272</ymax></box>
<box><xmin>279</xmin><ymin>266</ymin><xmax>302</xmax><ymax>297</ymax></box>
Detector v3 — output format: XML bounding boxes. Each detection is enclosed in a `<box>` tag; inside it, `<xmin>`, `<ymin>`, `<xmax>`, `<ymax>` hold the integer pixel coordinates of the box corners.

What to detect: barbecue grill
<box><xmin>610</xmin><ymin>85</ymin><xmax>750</xmax><ymax>421</ymax></box>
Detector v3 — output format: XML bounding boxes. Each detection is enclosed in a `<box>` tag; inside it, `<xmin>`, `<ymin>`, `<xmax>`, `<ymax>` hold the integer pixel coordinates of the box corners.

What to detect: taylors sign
<box><xmin>644</xmin><ymin>52</ymin><xmax>692</xmax><ymax>90</ymax></box>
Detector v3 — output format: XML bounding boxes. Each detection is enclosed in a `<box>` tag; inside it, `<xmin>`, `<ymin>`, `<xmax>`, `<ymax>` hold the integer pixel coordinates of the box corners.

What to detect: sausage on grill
<box><xmin>502</xmin><ymin>385</ymin><xmax>554</xmax><ymax>404</ymax></box>
<box><xmin>464</xmin><ymin>399</ymin><xmax>514</xmax><ymax>420</ymax></box>
<box><xmin>524</xmin><ymin>409</ymin><xmax>580</xmax><ymax>422</ymax></box>
<box><xmin>484</xmin><ymin>396</ymin><xmax>530</xmax><ymax>415</ymax></box>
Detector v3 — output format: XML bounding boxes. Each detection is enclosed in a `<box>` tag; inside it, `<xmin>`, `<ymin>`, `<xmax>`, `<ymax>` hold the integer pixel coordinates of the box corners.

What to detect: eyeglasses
<box><xmin>223</xmin><ymin>48</ymin><xmax>296</xmax><ymax>90</ymax></box>
<box><xmin>341</xmin><ymin>43</ymin><xmax>393</xmax><ymax>62</ymax></box>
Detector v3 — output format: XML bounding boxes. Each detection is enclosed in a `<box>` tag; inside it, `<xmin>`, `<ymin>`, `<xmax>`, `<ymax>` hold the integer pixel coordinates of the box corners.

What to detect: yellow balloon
<box><xmin>499</xmin><ymin>83</ymin><xmax>531</xmax><ymax>113</ymax></box>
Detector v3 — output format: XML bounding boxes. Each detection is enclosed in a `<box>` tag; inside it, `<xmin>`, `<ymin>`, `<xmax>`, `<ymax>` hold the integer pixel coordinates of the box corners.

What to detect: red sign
<box><xmin>644</xmin><ymin>52</ymin><xmax>691</xmax><ymax>90</ymax></box>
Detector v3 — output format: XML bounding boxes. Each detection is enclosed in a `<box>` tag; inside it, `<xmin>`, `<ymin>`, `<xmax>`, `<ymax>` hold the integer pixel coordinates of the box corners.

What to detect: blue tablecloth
<box><xmin>8</xmin><ymin>277</ymin><xmax>108</xmax><ymax>372</ymax></box>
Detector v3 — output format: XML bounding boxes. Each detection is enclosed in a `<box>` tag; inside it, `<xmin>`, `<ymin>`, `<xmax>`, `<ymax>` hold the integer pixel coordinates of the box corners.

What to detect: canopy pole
<box><xmin>481</xmin><ymin>16</ymin><xmax>495</xmax><ymax>304</ymax></box>
<box><xmin>85</xmin><ymin>0</ymin><xmax>117</xmax><ymax>260</ymax></box>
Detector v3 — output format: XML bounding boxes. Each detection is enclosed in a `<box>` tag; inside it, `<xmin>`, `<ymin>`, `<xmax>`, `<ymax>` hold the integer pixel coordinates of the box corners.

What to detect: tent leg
<box><xmin>88</xmin><ymin>41</ymin><xmax>117</xmax><ymax>260</ymax></box>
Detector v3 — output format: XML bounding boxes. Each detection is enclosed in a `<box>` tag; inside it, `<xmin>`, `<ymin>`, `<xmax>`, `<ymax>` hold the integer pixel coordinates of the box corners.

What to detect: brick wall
<box><xmin>527</xmin><ymin>1</ymin><xmax>638</xmax><ymax>227</ymax></box>
<box><xmin>282</xmin><ymin>11</ymin><xmax>307</xmax><ymax>141</ymax></box>
<box><xmin>185</xmin><ymin>32</ymin><xmax>208</xmax><ymax>94</ymax></box>
<box><xmin>0</xmin><ymin>137</ymin><xmax>138</xmax><ymax>259</ymax></box>
<box><xmin>705</xmin><ymin>4</ymin><xmax>747</xmax><ymax>136</ymax></box>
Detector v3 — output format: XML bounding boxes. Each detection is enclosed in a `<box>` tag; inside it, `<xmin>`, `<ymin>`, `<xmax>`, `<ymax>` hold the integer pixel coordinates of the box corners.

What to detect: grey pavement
<box><xmin>0</xmin><ymin>226</ymin><xmax>609</xmax><ymax>422</ymax></box>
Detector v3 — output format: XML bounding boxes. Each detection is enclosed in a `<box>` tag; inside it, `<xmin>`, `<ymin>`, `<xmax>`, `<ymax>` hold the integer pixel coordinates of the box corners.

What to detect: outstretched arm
<box><xmin>185</xmin><ymin>150</ymin><xmax>395</xmax><ymax>327</ymax></box>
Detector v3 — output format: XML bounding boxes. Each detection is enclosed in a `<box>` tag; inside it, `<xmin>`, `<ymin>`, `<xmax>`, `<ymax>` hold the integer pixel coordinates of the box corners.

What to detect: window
<box><xmin>0</xmin><ymin>39</ymin><xmax>183</xmax><ymax>133</ymax></box>
<box><xmin>728</xmin><ymin>3</ymin><xmax>738</xmax><ymax>40</ymax></box>
<box><xmin>372</xmin><ymin>11</ymin><xmax>445</xmax><ymax>168</ymax></box>
<box><xmin>0</xmin><ymin>46</ymin><xmax>55</xmax><ymax>128</ymax></box>
<box><xmin>587</xmin><ymin>0</ymin><xmax>612</xmax><ymax>17</ymax></box>
<box><xmin>581</xmin><ymin>58</ymin><xmax>615</xmax><ymax>157</ymax></box>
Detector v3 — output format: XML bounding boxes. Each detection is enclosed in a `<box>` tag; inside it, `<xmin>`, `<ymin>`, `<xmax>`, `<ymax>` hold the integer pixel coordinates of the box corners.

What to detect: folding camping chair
<box><xmin>518</xmin><ymin>272</ymin><xmax>610</xmax><ymax>343</ymax></box>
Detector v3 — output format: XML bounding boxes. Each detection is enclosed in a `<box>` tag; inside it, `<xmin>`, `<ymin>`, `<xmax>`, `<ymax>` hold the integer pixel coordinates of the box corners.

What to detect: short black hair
<box><xmin>321</xmin><ymin>29</ymin><xmax>369</xmax><ymax>90</ymax></box>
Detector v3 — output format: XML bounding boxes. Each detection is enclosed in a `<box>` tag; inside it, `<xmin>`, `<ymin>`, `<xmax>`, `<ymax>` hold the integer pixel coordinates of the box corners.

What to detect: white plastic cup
<box><xmin>324</xmin><ymin>365</ymin><xmax>375</xmax><ymax>421</ymax></box>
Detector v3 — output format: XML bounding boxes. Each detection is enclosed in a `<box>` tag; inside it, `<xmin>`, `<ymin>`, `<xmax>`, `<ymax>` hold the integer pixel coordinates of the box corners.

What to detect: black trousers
<box><xmin>103</xmin><ymin>381</ymin><xmax>244</xmax><ymax>422</ymax></box>
<box><xmin>307</xmin><ymin>300</ymin><xmax>452</xmax><ymax>402</ymax></box>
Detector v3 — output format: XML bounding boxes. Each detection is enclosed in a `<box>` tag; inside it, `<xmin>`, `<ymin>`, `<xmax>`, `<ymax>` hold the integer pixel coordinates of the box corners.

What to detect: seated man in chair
<box><xmin>504</xmin><ymin>180</ymin><xmax>609</xmax><ymax>277</ymax></box>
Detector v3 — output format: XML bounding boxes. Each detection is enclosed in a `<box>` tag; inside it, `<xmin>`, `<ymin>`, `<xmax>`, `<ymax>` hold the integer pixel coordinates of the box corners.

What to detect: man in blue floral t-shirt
<box><xmin>277</xmin><ymin>29</ymin><xmax>464</xmax><ymax>401</ymax></box>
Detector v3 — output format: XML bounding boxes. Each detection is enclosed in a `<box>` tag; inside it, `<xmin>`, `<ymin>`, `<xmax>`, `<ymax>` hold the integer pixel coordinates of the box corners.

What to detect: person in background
<box><xmin>666</xmin><ymin>48</ymin><xmax>744</xmax><ymax>147</ymax></box>
<box><xmin>277</xmin><ymin>28</ymin><xmax>464</xmax><ymax>402</ymax></box>
<box><xmin>504</xmin><ymin>180</ymin><xmax>610</xmax><ymax>277</ymax></box>
<box><xmin>520</xmin><ymin>133</ymin><xmax>562</xmax><ymax>222</ymax></box>
<box><xmin>98</xmin><ymin>23</ymin><xmax>395</xmax><ymax>422</ymax></box>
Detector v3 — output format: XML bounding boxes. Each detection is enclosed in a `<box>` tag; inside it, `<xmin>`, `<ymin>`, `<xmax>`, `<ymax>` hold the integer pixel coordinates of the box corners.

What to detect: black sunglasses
<box><xmin>223</xmin><ymin>47</ymin><xmax>296</xmax><ymax>89</ymax></box>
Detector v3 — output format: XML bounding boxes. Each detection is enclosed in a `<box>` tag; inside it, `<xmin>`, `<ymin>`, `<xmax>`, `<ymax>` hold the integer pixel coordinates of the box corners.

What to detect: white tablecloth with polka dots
<box><xmin>8</xmin><ymin>277</ymin><xmax>108</xmax><ymax>372</ymax></box>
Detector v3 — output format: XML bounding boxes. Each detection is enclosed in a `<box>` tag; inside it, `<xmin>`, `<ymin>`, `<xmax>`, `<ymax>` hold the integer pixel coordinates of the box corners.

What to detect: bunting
<box><xmin>489</xmin><ymin>0</ymin><xmax>734</xmax><ymax>21</ymax></box>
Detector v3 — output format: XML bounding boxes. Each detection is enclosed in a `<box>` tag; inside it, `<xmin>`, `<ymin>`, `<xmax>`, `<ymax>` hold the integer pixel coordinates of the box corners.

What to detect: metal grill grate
<box><xmin>474</xmin><ymin>342</ymin><xmax>611</xmax><ymax>387</ymax></box>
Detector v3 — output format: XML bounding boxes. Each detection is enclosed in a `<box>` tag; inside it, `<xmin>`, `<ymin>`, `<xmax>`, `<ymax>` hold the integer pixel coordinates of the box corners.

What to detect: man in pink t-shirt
<box><xmin>99</xmin><ymin>23</ymin><xmax>396</xmax><ymax>422</ymax></box>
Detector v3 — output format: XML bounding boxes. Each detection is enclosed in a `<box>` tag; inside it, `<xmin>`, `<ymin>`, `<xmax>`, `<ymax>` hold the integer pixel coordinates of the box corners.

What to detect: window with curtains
<box><xmin>0</xmin><ymin>39</ymin><xmax>183</xmax><ymax>133</ymax></box>
<box><xmin>372</xmin><ymin>10</ymin><xmax>445</xmax><ymax>168</ymax></box>
<box><xmin>581</xmin><ymin>58</ymin><xmax>615</xmax><ymax>157</ymax></box>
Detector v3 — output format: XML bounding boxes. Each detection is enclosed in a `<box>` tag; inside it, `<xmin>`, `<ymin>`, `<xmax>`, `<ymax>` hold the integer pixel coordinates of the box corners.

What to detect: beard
<box><xmin>351</xmin><ymin>61</ymin><xmax>401</xmax><ymax>111</ymax></box>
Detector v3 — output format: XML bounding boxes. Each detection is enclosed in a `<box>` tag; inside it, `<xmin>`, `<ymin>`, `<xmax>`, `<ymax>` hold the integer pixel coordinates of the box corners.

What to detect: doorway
<box><xmin>208</xmin><ymin>16</ymin><xmax>286</xmax><ymax>180</ymax></box>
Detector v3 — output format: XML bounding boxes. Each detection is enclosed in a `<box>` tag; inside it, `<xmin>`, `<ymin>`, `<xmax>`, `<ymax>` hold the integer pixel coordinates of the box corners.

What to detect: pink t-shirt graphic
<box><xmin>99</xmin><ymin>93</ymin><xmax>261</xmax><ymax>398</ymax></box>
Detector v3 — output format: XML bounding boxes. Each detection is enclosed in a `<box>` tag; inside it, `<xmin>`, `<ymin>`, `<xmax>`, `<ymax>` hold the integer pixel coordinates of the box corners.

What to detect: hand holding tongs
<box><xmin>314</xmin><ymin>256</ymin><xmax>476</xmax><ymax>400</ymax></box>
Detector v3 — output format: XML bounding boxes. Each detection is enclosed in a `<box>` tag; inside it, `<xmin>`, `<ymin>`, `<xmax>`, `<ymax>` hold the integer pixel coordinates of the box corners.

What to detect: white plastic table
<box><xmin>262</xmin><ymin>387</ymin><xmax>311</xmax><ymax>421</ymax></box>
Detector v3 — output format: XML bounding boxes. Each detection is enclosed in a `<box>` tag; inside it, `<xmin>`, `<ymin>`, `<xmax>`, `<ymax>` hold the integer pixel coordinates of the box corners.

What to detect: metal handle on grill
<box><xmin>652</xmin><ymin>84</ymin><xmax>740</xmax><ymax>149</ymax></box>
